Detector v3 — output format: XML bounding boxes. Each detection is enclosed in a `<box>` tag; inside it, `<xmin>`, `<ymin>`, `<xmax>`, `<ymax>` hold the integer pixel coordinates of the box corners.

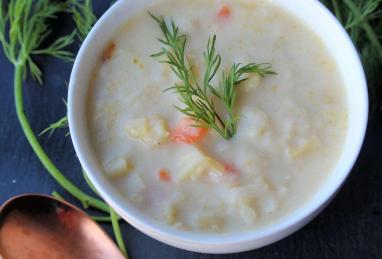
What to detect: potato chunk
<box><xmin>230</xmin><ymin>189</ymin><xmax>258</xmax><ymax>224</ymax></box>
<box><xmin>237</xmin><ymin>108</ymin><xmax>271</xmax><ymax>140</ymax></box>
<box><xmin>176</xmin><ymin>146</ymin><xmax>224</xmax><ymax>182</ymax></box>
<box><xmin>126</xmin><ymin>116</ymin><xmax>169</xmax><ymax>147</ymax></box>
<box><xmin>237</xmin><ymin>198</ymin><xmax>257</xmax><ymax>225</ymax></box>
<box><xmin>163</xmin><ymin>203</ymin><xmax>178</xmax><ymax>225</ymax></box>
<box><xmin>125</xmin><ymin>173</ymin><xmax>145</xmax><ymax>202</ymax></box>
<box><xmin>287</xmin><ymin>135</ymin><xmax>321</xmax><ymax>158</ymax></box>
<box><xmin>229</xmin><ymin>177</ymin><xmax>277</xmax><ymax>224</ymax></box>
<box><xmin>104</xmin><ymin>157</ymin><xmax>134</xmax><ymax>178</ymax></box>
<box><xmin>195</xmin><ymin>214</ymin><xmax>225</xmax><ymax>232</ymax></box>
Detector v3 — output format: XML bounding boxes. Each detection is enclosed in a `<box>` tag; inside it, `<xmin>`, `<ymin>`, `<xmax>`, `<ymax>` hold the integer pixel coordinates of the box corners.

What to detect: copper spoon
<box><xmin>0</xmin><ymin>194</ymin><xmax>125</xmax><ymax>259</ymax></box>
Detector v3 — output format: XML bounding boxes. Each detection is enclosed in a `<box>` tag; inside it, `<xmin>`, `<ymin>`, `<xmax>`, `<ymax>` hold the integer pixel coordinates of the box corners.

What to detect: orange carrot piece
<box><xmin>218</xmin><ymin>5</ymin><xmax>231</xmax><ymax>19</ymax></box>
<box><xmin>224</xmin><ymin>163</ymin><xmax>238</xmax><ymax>173</ymax></box>
<box><xmin>102</xmin><ymin>41</ymin><xmax>116</xmax><ymax>62</ymax></box>
<box><xmin>159</xmin><ymin>169</ymin><xmax>171</xmax><ymax>182</ymax></box>
<box><xmin>170</xmin><ymin>118</ymin><xmax>208</xmax><ymax>144</ymax></box>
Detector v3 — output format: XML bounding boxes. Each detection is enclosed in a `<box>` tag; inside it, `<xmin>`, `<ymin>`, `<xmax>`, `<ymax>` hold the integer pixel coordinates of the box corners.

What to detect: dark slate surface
<box><xmin>0</xmin><ymin>1</ymin><xmax>381</xmax><ymax>258</ymax></box>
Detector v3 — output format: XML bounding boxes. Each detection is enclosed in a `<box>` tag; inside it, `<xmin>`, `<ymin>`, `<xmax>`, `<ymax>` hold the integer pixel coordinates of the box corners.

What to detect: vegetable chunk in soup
<box><xmin>88</xmin><ymin>0</ymin><xmax>348</xmax><ymax>233</ymax></box>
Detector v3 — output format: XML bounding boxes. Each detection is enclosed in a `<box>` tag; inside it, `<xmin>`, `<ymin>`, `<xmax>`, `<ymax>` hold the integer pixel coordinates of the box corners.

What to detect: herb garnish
<box><xmin>0</xmin><ymin>0</ymin><xmax>110</xmax><ymax>211</ymax></box>
<box><xmin>69</xmin><ymin>0</ymin><xmax>97</xmax><ymax>41</ymax></box>
<box><xmin>150</xmin><ymin>13</ymin><xmax>275</xmax><ymax>139</ymax></box>
<box><xmin>0</xmin><ymin>1</ymin><xmax>128</xmax><ymax>257</ymax></box>
<box><xmin>322</xmin><ymin>0</ymin><xmax>382</xmax><ymax>112</ymax></box>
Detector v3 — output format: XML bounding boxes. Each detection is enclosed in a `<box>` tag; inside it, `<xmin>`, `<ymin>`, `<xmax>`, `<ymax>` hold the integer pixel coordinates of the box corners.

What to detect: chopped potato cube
<box><xmin>126</xmin><ymin>116</ymin><xmax>169</xmax><ymax>147</ymax></box>
<box><xmin>230</xmin><ymin>180</ymin><xmax>279</xmax><ymax>222</ymax></box>
<box><xmin>237</xmin><ymin>108</ymin><xmax>271</xmax><ymax>140</ymax></box>
<box><xmin>127</xmin><ymin>118</ymin><xmax>149</xmax><ymax>137</ymax></box>
<box><xmin>229</xmin><ymin>177</ymin><xmax>274</xmax><ymax>224</ymax></box>
<box><xmin>176</xmin><ymin>146</ymin><xmax>224</xmax><ymax>182</ymax></box>
<box><xmin>262</xmin><ymin>197</ymin><xmax>278</xmax><ymax>214</ymax></box>
<box><xmin>125</xmin><ymin>173</ymin><xmax>145</xmax><ymax>202</ymax></box>
<box><xmin>104</xmin><ymin>157</ymin><xmax>134</xmax><ymax>178</ymax></box>
<box><xmin>238</xmin><ymin>198</ymin><xmax>257</xmax><ymax>225</ymax></box>
<box><xmin>288</xmin><ymin>135</ymin><xmax>321</xmax><ymax>158</ymax></box>
<box><xmin>196</xmin><ymin>215</ymin><xmax>225</xmax><ymax>231</ymax></box>
<box><xmin>163</xmin><ymin>203</ymin><xmax>178</xmax><ymax>225</ymax></box>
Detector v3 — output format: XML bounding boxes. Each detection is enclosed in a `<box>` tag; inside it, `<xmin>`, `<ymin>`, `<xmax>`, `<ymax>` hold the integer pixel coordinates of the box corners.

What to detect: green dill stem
<box><xmin>331</xmin><ymin>0</ymin><xmax>343</xmax><ymax>23</ymax></box>
<box><xmin>214</xmin><ymin>112</ymin><xmax>232</xmax><ymax>139</ymax></box>
<box><xmin>91</xmin><ymin>215</ymin><xmax>113</xmax><ymax>222</ymax></box>
<box><xmin>343</xmin><ymin>0</ymin><xmax>382</xmax><ymax>62</ymax></box>
<box><xmin>52</xmin><ymin>192</ymin><xmax>116</xmax><ymax>223</ymax></box>
<box><xmin>14</xmin><ymin>63</ymin><xmax>109</xmax><ymax>213</ymax></box>
<box><xmin>52</xmin><ymin>193</ymin><xmax>115</xmax><ymax>222</ymax></box>
<box><xmin>52</xmin><ymin>191</ymin><xmax>65</xmax><ymax>201</ymax></box>
<box><xmin>83</xmin><ymin>168</ymin><xmax>100</xmax><ymax>195</ymax></box>
<box><xmin>110</xmin><ymin>207</ymin><xmax>128</xmax><ymax>258</ymax></box>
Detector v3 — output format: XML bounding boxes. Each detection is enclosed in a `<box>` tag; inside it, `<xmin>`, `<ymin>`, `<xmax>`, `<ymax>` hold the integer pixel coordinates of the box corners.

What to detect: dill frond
<box><xmin>40</xmin><ymin>116</ymin><xmax>69</xmax><ymax>137</ymax></box>
<box><xmin>68</xmin><ymin>0</ymin><xmax>97</xmax><ymax>41</ymax></box>
<box><xmin>0</xmin><ymin>0</ymin><xmax>75</xmax><ymax>84</ymax></box>
<box><xmin>0</xmin><ymin>0</ymin><xmax>111</xmax><ymax>214</ymax></box>
<box><xmin>150</xmin><ymin>13</ymin><xmax>275</xmax><ymax>139</ymax></box>
<box><xmin>44</xmin><ymin>0</ymin><xmax>98</xmax><ymax>138</ymax></box>
<box><xmin>324</xmin><ymin>0</ymin><xmax>382</xmax><ymax>112</ymax></box>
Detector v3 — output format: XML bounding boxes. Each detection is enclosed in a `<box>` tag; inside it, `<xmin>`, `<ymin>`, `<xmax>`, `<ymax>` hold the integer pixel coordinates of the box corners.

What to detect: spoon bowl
<box><xmin>0</xmin><ymin>194</ymin><xmax>125</xmax><ymax>259</ymax></box>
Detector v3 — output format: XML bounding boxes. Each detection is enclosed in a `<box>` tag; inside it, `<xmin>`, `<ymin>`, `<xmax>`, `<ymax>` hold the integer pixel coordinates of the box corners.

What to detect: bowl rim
<box><xmin>68</xmin><ymin>0</ymin><xmax>368</xmax><ymax>253</ymax></box>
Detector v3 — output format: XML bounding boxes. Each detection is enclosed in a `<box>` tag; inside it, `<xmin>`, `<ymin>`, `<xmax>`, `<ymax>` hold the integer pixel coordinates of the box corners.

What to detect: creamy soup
<box><xmin>88</xmin><ymin>0</ymin><xmax>347</xmax><ymax>232</ymax></box>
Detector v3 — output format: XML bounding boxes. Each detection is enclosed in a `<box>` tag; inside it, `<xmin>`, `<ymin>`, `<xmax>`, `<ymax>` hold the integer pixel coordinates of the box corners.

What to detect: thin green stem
<box><xmin>82</xmin><ymin>169</ymin><xmax>122</xmax><ymax>219</ymax></box>
<box><xmin>214</xmin><ymin>111</ymin><xmax>231</xmax><ymax>139</ymax></box>
<box><xmin>331</xmin><ymin>0</ymin><xmax>343</xmax><ymax>23</ymax></box>
<box><xmin>110</xmin><ymin>207</ymin><xmax>128</xmax><ymax>258</ymax></box>
<box><xmin>52</xmin><ymin>191</ymin><xmax>65</xmax><ymax>201</ymax></box>
<box><xmin>91</xmin><ymin>215</ymin><xmax>113</xmax><ymax>222</ymax></box>
<box><xmin>14</xmin><ymin>63</ymin><xmax>110</xmax><ymax>213</ymax></box>
<box><xmin>343</xmin><ymin>0</ymin><xmax>382</xmax><ymax>62</ymax></box>
<box><xmin>83</xmin><ymin>168</ymin><xmax>100</xmax><ymax>195</ymax></box>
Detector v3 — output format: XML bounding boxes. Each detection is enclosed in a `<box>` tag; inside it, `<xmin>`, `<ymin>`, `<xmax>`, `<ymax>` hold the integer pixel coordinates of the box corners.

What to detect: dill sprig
<box><xmin>0</xmin><ymin>0</ymin><xmax>109</xmax><ymax>212</ymax></box>
<box><xmin>0</xmin><ymin>0</ymin><xmax>75</xmax><ymax>84</ymax></box>
<box><xmin>40</xmin><ymin>114</ymin><xmax>69</xmax><ymax>137</ymax></box>
<box><xmin>150</xmin><ymin>13</ymin><xmax>275</xmax><ymax>139</ymax></box>
<box><xmin>218</xmin><ymin>62</ymin><xmax>276</xmax><ymax>136</ymax></box>
<box><xmin>42</xmin><ymin>0</ymin><xmax>98</xmax><ymax>137</ymax></box>
<box><xmin>39</xmin><ymin>98</ymin><xmax>69</xmax><ymax>137</ymax></box>
<box><xmin>322</xmin><ymin>0</ymin><xmax>382</xmax><ymax>112</ymax></box>
<box><xmin>68</xmin><ymin>0</ymin><xmax>97</xmax><ymax>41</ymax></box>
<box><xmin>38</xmin><ymin>1</ymin><xmax>128</xmax><ymax>255</ymax></box>
<box><xmin>1</xmin><ymin>1</ymin><xmax>128</xmax><ymax>255</ymax></box>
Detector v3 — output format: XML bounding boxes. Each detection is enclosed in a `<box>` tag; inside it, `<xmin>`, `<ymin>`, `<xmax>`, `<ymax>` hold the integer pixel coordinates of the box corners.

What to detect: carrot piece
<box><xmin>159</xmin><ymin>169</ymin><xmax>171</xmax><ymax>182</ymax></box>
<box><xmin>218</xmin><ymin>5</ymin><xmax>231</xmax><ymax>19</ymax></box>
<box><xmin>170</xmin><ymin>118</ymin><xmax>208</xmax><ymax>144</ymax></box>
<box><xmin>224</xmin><ymin>163</ymin><xmax>238</xmax><ymax>173</ymax></box>
<box><xmin>102</xmin><ymin>41</ymin><xmax>116</xmax><ymax>62</ymax></box>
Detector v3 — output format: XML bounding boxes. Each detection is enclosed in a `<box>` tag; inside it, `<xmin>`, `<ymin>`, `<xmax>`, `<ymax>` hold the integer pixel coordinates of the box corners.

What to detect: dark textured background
<box><xmin>0</xmin><ymin>1</ymin><xmax>381</xmax><ymax>258</ymax></box>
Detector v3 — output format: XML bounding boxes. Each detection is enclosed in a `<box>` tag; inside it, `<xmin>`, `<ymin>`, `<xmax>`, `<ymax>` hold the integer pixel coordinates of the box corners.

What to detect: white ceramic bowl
<box><xmin>68</xmin><ymin>0</ymin><xmax>368</xmax><ymax>254</ymax></box>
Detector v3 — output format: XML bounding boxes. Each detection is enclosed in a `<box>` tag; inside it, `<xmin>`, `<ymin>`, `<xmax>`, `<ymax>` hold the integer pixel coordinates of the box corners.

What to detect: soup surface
<box><xmin>88</xmin><ymin>0</ymin><xmax>348</xmax><ymax>232</ymax></box>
